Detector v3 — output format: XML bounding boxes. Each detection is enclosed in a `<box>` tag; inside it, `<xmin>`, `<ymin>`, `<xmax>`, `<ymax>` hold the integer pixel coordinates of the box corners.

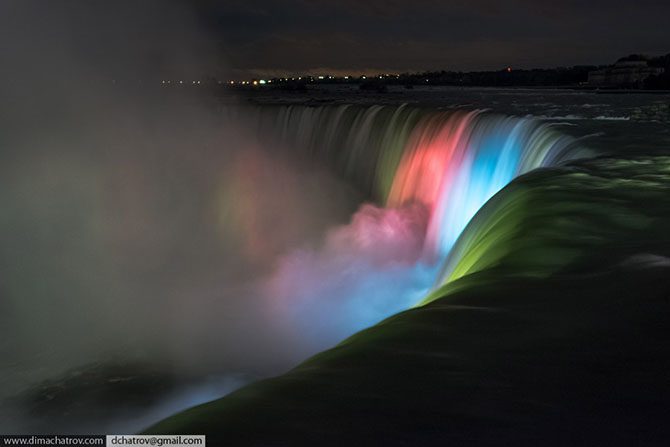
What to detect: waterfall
<box><xmin>243</xmin><ymin>104</ymin><xmax>582</xmax><ymax>273</ymax></box>
<box><xmin>236</xmin><ymin>104</ymin><xmax>587</xmax><ymax>340</ymax></box>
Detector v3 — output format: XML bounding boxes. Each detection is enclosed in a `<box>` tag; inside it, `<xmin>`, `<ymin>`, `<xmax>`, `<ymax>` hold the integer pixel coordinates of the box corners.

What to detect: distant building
<box><xmin>588</xmin><ymin>59</ymin><xmax>665</xmax><ymax>88</ymax></box>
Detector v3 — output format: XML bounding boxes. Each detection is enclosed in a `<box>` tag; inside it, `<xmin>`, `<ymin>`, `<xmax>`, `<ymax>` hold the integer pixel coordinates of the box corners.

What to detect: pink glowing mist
<box><xmin>262</xmin><ymin>201</ymin><xmax>434</xmax><ymax>347</ymax></box>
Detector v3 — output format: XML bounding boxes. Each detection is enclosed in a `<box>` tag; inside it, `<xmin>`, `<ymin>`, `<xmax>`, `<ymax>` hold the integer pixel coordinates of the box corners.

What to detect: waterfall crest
<box><xmin>243</xmin><ymin>104</ymin><xmax>584</xmax><ymax>288</ymax></box>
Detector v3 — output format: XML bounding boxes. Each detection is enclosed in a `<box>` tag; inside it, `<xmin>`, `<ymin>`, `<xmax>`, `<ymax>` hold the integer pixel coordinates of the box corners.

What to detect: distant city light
<box><xmin>259</xmin><ymin>79</ymin><xmax>266</xmax><ymax>84</ymax></box>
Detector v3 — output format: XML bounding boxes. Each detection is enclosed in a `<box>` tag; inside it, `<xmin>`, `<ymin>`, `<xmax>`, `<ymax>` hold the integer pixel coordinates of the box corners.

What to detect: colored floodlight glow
<box><xmin>257</xmin><ymin>106</ymin><xmax>578</xmax><ymax>339</ymax></box>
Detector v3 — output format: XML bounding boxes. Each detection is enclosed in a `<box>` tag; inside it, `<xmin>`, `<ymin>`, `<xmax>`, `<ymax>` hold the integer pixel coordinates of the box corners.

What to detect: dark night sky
<box><xmin>1</xmin><ymin>0</ymin><xmax>669</xmax><ymax>80</ymax></box>
<box><xmin>202</xmin><ymin>0</ymin><xmax>670</xmax><ymax>77</ymax></box>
